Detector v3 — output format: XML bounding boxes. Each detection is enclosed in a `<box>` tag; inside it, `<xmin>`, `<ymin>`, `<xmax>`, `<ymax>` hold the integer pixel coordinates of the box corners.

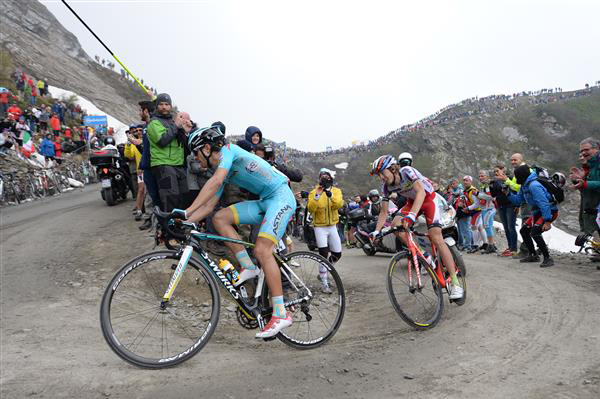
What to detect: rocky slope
<box><xmin>0</xmin><ymin>0</ymin><xmax>147</xmax><ymax>124</ymax></box>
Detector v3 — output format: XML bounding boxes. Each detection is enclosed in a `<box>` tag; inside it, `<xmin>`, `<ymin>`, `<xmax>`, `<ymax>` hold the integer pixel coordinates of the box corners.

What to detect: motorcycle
<box><xmin>351</xmin><ymin>207</ymin><xmax>400</xmax><ymax>256</ymax></box>
<box><xmin>90</xmin><ymin>148</ymin><xmax>130</xmax><ymax>206</ymax></box>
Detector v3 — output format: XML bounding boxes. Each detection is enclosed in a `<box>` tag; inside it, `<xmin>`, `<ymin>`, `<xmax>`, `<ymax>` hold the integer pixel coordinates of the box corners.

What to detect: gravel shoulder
<box><xmin>1</xmin><ymin>189</ymin><xmax>599</xmax><ymax>399</ymax></box>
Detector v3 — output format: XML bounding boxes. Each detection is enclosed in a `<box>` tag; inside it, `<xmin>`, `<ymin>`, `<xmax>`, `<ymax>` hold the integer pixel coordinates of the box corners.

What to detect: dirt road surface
<box><xmin>1</xmin><ymin>186</ymin><xmax>599</xmax><ymax>399</ymax></box>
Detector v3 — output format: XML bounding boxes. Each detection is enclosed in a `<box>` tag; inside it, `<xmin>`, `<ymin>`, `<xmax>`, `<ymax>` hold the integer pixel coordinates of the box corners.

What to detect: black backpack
<box><xmin>531</xmin><ymin>165</ymin><xmax>564</xmax><ymax>204</ymax></box>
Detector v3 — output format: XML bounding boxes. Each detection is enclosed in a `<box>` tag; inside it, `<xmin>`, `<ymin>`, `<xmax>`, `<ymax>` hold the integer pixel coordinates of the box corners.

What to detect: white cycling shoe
<box><xmin>256</xmin><ymin>315</ymin><xmax>293</xmax><ymax>338</ymax></box>
<box><xmin>449</xmin><ymin>284</ymin><xmax>464</xmax><ymax>300</ymax></box>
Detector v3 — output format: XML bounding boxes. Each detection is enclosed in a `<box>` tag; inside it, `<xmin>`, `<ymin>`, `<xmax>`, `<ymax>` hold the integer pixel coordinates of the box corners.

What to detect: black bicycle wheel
<box><xmin>262</xmin><ymin>251</ymin><xmax>345</xmax><ymax>349</ymax></box>
<box><xmin>386</xmin><ymin>251</ymin><xmax>444</xmax><ymax>329</ymax></box>
<box><xmin>100</xmin><ymin>250</ymin><xmax>220</xmax><ymax>368</ymax></box>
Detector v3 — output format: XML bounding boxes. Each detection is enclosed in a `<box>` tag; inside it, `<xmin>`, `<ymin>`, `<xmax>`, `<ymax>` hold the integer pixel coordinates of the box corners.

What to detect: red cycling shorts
<box><xmin>399</xmin><ymin>192</ymin><xmax>442</xmax><ymax>228</ymax></box>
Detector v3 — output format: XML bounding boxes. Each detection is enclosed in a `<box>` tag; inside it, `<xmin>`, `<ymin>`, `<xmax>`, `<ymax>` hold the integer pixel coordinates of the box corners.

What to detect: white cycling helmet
<box><xmin>398</xmin><ymin>152</ymin><xmax>413</xmax><ymax>166</ymax></box>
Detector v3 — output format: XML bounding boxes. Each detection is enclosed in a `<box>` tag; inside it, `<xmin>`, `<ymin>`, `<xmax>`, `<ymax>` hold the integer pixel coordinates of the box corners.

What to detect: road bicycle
<box><xmin>100</xmin><ymin>208</ymin><xmax>346</xmax><ymax>368</ymax></box>
<box><xmin>386</xmin><ymin>225</ymin><xmax>467</xmax><ymax>329</ymax></box>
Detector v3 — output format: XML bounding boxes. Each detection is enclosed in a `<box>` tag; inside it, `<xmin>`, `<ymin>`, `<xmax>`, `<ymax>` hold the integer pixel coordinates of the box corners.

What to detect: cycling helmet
<box><xmin>552</xmin><ymin>172</ymin><xmax>566</xmax><ymax>188</ymax></box>
<box><xmin>370</xmin><ymin>155</ymin><xmax>396</xmax><ymax>175</ymax></box>
<box><xmin>368</xmin><ymin>188</ymin><xmax>379</xmax><ymax>196</ymax></box>
<box><xmin>104</xmin><ymin>136</ymin><xmax>115</xmax><ymax>146</ymax></box>
<box><xmin>188</xmin><ymin>127</ymin><xmax>225</xmax><ymax>153</ymax></box>
<box><xmin>398</xmin><ymin>152</ymin><xmax>413</xmax><ymax>167</ymax></box>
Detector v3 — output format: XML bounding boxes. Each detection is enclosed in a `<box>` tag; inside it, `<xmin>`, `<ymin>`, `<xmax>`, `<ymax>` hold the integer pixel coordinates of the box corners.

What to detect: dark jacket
<box><xmin>243</xmin><ymin>126</ymin><xmax>262</xmax><ymax>149</ymax></box>
<box><xmin>139</xmin><ymin>125</ymin><xmax>151</xmax><ymax>170</ymax></box>
<box><xmin>508</xmin><ymin>172</ymin><xmax>558</xmax><ymax>222</ymax></box>
<box><xmin>272</xmin><ymin>161</ymin><xmax>302</xmax><ymax>183</ymax></box>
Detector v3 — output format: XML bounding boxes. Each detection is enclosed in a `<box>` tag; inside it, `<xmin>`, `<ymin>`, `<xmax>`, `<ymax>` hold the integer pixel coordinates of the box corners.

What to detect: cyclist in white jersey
<box><xmin>176</xmin><ymin>127</ymin><xmax>296</xmax><ymax>338</ymax></box>
<box><xmin>370</xmin><ymin>155</ymin><xmax>464</xmax><ymax>300</ymax></box>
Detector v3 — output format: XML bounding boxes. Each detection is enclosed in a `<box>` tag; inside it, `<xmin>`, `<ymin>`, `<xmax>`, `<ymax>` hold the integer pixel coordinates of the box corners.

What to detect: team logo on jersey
<box><xmin>272</xmin><ymin>204</ymin><xmax>293</xmax><ymax>236</ymax></box>
<box><xmin>245</xmin><ymin>161</ymin><xmax>259</xmax><ymax>173</ymax></box>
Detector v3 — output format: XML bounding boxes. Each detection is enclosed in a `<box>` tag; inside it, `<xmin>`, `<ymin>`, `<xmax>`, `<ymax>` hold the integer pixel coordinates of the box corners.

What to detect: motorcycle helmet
<box><xmin>398</xmin><ymin>152</ymin><xmax>413</xmax><ymax>167</ymax></box>
<box><xmin>370</xmin><ymin>155</ymin><xmax>397</xmax><ymax>176</ymax></box>
<box><xmin>368</xmin><ymin>189</ymin><xmax>380</xmax><ymax>203</ymax></box>
<box><xmin>552</xmin><ymin>172</ymin><xmax>566</xmax><ymax>188</ymax></box>
<box><xmin>104</xmin><ymin>136</ymin><xmax>116</xmax><ymax>146</ymax></box>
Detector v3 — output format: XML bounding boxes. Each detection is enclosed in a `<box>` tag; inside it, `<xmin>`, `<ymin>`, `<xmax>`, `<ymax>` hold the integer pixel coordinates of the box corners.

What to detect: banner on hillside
<box><xmin>83</xmin><ymin>115</ymin><xmax>108</xmax><ymax>126</ymax></box>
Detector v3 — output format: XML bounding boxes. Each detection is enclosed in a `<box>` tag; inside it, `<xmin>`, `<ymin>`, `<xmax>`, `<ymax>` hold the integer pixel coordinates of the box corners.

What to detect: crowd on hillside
<box><xmin>0</xmin><ymin>68</ymin><xmax>103</xmax><ymax>165</ymax></box>
<box><xmin>286</xmin><ymin>81</ymin><xmax>600</xmax><ymax>159</ymax></box>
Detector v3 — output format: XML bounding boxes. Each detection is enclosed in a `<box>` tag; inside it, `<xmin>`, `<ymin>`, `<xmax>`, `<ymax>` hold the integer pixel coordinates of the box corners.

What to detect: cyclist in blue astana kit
<box><xmin>179</xmin><ymin>127</ymin><xmax>297</xmax><ymax>338</ymax></box>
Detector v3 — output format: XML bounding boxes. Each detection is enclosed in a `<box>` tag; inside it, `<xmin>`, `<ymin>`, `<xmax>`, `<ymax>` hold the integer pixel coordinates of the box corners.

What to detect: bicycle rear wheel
<box><xmin>264</xmin><ymin>251</ymin><xmax>345</xmax><ymax>349</ymax></box>
<box><xmin>100</xmin><ymin>250</ymin><xmax>220</xmax><ymax>368</ymax></box>
<box><xmin>386</xmin><ymin>251</ymin><xmax>444</xmax><ymax>329</ymax></box>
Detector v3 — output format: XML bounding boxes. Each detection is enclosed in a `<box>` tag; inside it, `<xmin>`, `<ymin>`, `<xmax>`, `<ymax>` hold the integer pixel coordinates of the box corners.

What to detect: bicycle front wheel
<box><xmin>100</xmin><ymin>250</ymin><xmax>220</xmax><ymax>368</ymax></box>
<box><xmin>266</xmin><ymin>251</ymin><xmax>345</xmax><ymax>349</ymax></box>
<box><xmin>386</xmin><ymin>252</ymin><xmax>444</xmax><ymax>329</ymax></box>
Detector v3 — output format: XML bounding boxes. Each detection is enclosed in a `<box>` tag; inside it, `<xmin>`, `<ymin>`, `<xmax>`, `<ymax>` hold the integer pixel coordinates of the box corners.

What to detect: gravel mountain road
<box><xmin>1</xmin><ymin>186</ymin><xmax>599</xmax><ymax>399</ymax></box>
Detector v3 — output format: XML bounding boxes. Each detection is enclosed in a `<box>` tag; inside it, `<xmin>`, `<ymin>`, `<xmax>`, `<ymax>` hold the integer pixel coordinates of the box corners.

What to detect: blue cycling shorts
<box><xmin>481</xmin><ymin>208</ymin><xmax>496</xmax><ymax>237</ymax></box>
<box><xmin>229</xmin><ymin>184</ymin><xmax>296</xmax><ymax>245</ymax></box>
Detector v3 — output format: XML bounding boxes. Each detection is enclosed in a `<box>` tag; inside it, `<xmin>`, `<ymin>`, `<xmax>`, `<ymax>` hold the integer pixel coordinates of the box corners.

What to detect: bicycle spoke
<box><xmin>111</xmin><ymin>306</ymin><xmax>158</xmax><ymax>321</ymax></box>
<box><xmin>141</xmin><ymin>266</ymin><xmax>162</xmax><ymax>300</ymax></box>
<box><xmin>165</xmin><ymin>308</ymin><xmax>197</xmax><ymax>343</ymax></box>
<box><xmin>129</xmin><ymin>311</ymin><xmax>160</xmax><ymax>352</ymax></box>
<box><xmin>115</xmin><ymin>291</ymin><xmax>158</xmax><ymax>307</ymax></box>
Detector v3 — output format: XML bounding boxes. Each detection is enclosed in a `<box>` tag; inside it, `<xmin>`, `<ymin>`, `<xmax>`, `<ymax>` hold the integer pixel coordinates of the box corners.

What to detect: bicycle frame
<box><xmin>402</xmin><ymin>229</ymin><xmax>448</xmax><ymax>292</ymax></box>
<box><xmin>160</xmin><ymin>229</ymin><xmax>313</xmax><ymax>329</ymax></box>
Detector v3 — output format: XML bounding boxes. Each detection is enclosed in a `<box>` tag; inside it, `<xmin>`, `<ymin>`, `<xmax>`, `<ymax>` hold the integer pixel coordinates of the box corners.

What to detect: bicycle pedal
<box><xmin>261</xmin><ymin>336</ymin><xmax>278</xmax><ymax>342</ymax></box>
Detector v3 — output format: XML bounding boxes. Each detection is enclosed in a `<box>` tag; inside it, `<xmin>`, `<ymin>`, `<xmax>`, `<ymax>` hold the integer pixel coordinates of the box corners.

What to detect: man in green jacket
<box><xmin>571</xmin><ymin>138</ymin><xmax>600</xmax><ymax>235</ymax></box>
<box><xmin>147</xmin><ymin>93</ymin><xmax>187</xmax><ymax>211</ymax></box>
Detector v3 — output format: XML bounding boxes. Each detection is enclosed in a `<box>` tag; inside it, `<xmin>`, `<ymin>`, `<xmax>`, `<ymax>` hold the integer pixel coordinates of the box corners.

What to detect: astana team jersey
<box><xmin>216</xmin><ymin>143</ymin><xmax>289</xmax><ymax>198</ymax></box>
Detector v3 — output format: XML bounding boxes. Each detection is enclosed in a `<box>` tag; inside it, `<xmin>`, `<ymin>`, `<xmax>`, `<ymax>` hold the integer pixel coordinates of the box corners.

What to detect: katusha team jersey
<box><xmin>382</xmin><ymin>166</ymin><xmax>434</xmax><ymax>200</ymax></box>
<box><xmin>216</xmin><ymin>143</ymin><xmax>289</xmax><ymax>198</ymax></box>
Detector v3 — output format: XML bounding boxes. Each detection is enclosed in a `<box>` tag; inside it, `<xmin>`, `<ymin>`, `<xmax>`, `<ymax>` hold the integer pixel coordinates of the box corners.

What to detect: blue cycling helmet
<box><xmin>370</xmin><ymin>155</ymin><xmax>396</xmax><ymax>175</ymax></box>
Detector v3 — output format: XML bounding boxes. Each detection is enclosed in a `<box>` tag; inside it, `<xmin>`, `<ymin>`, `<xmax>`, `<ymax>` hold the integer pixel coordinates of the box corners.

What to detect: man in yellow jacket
<box><xmin>307</xmin><ymin>168</ymin><xmax>343</xmax><ymax>294</ymax></box>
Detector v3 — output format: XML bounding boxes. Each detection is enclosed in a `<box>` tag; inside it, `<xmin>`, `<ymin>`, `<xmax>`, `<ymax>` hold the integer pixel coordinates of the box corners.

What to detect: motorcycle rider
<box><xmin>370</xmin><ymin>155</ymin><xmax>464</xmax><ymax>300</ymax></box>
<box><xmin>101</xmin><ymin>136</ymin><xmax>136</xmax><ymax>197</ymax></box>
<box><xmin>398</xmin><ymin>152</ymin><xmax>413</xmax><ymax>168</ymax></box>
<box><xmin>366</xmin><ymin>189</ymin><xmax>382</xmax><ymax>232</ymax></box>
<box><xmin>307</xmin><ymin>168</ymin><xmax>344</xmax><ymax>294</ymax></box>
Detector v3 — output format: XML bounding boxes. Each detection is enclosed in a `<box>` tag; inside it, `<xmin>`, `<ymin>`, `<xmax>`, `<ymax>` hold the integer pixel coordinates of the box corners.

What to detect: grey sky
<box><xmin>43</xmin><ymin>0</ymin><xmax>599</xmax><ymax>151</ymax></box>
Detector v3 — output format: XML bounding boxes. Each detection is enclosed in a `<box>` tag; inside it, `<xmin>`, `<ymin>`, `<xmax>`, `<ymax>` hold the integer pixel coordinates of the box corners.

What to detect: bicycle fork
<box><xmin>161</xmin><ymin>245</ymin><xmax>193</xmax><ymax>308</ymax></box>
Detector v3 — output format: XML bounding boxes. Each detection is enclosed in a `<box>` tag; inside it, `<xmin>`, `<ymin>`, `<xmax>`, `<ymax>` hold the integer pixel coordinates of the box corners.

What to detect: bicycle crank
<box><xmin>236</xmin><ymin>308</ymin><xmax>258</xmax><ymax>329</ymax></box>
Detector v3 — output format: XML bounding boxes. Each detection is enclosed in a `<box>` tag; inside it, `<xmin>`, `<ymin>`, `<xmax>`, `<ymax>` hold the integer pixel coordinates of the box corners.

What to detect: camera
<box><xmin>300</xmin><ymin>191</ymin><xmax>309</xmax><ymax>199</ymax></box>
<box><xmin>320</xmin><ymin>177</ymin><xmax>333</xmax><ymax>189</ymax></box>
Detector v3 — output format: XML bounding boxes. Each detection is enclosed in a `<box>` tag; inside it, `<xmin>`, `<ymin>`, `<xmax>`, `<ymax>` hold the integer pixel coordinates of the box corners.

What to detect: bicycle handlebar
<box><xmin>153</xmin><ymin>206</ymin><xmax>189</xmax><ymax>241</ymax></box>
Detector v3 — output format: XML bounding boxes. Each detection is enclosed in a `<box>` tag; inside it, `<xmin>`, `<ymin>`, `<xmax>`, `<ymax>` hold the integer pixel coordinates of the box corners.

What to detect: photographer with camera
<box><xmin>307</xmin><ymin>168</ymin><xmax>344</xmax><ymax>294</ymax></box>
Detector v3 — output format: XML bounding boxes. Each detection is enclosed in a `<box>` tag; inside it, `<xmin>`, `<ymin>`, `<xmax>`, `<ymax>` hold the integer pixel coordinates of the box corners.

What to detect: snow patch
<box><xmin>335</xmin><ymin>162</ymin><xmax>349</xmax><ymax>169</ymax></box>
<box><xmin>47</xmin><ymin>86</ymin><xmax>128</xmax><ymax>144</ymax></box>
<box><xmin>493</xmin><ymin>221</ymin><xmax>578</xmax><ymax>253</ymax></box>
